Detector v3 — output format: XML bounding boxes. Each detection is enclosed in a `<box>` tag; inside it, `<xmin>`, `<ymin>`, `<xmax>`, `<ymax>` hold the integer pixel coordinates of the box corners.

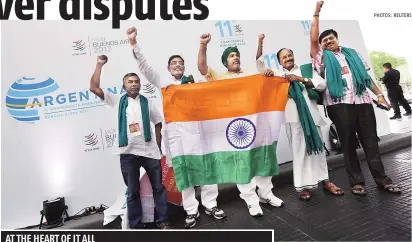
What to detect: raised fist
<box><xmin>200</xmin><ymin>33</ymin><xmax>211</xmax><ymax>45</ymax></box>
<box><xmin>97</xmin><ymin>55</ymin><xmax>108</xmax><ymax>65</ymax></box>
<box><xmin>258</xmin><ymin>34</ymin><xmax>265</xmax><ymax>45</ymax></box>
<box><xmin>316</xmin><ymin>1</ymin><xmax>324</xmax><ymax>13</ymax></box>
<box><xmin>127</xmin><ymin>27</ymin><xmax>137</xmax><ymax>40</ymax></box>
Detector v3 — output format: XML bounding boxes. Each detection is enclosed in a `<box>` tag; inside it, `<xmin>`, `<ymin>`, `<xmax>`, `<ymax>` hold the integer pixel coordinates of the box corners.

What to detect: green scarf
<box><xmin>287</xmin><ymin>64</ymin><xmax>323</xmax><ymax>155</ymax></box>
<box><xmin>221</xmin><ymin>46</ymin><xmax>240</xmax><ymax>67</ymax></box>
<box><xmin>287</xmin><ymin>64</ymin><xmax>320</xmax><ymax>101</ymax></box>
<box><xmin>118</xmin><ymin>94</ymin><xmax>151</xmax><ymax>147</ymax></box>
<box><xmin>180</xmin><ymin>75</ymin><xmax>194</xmax><ymax>84</ymax></box>
<box><xmin>323</xmin><ymin>47</ymin><xmax>372</xmax><ymax>102</ymax></box>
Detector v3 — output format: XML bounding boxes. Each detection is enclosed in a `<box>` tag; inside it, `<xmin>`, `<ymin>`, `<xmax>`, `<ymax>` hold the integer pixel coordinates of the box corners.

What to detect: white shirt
<box><xmin>131</xmin><ymin>43</ymin><xmax>185</xmax><ymax>167</ymax></box>
<box><xmin>256</xmin><ymin>57</ymin><xmax>327</xmax><ymax>126</ymax></box>
<box><xmin>103</xmin><ymin>91</ymin><xmax>163</xmax><ymax>159</ymax></box>
<box><xmin>132</xmin><ymin>43</ymin><xmax>187</xmax><ymax>89</ymax></box>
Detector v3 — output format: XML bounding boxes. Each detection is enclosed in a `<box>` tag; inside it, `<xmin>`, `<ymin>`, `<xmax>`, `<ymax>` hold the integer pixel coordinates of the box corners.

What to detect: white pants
<box><xmin>285</xmin><ymin>123</ymin><xmax>329</xmax><ymax>192</ymax></box>
<box><xmin>181</xmin><ymin>185</ymin><xmax>218</xmax><ymax>215</ymax></box>
<box><xmin>237</xmin><ymin>176</ymin><xmax>273</xmax><ymax>205</ymax></box>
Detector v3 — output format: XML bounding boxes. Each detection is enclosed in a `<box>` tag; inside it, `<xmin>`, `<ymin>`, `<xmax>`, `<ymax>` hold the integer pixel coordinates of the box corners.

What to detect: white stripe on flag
<box><xmin>166</xmin><ymin>111</ymin><xmax>284</xmax><ymax>157</ymax></box>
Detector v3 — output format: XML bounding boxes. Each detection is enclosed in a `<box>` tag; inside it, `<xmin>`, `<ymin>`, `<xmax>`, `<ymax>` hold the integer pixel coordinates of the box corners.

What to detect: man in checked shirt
<box><xmin>310</xmin><ymin>1</ymin><xmax>401</xmax><ymax>195</ymax></box>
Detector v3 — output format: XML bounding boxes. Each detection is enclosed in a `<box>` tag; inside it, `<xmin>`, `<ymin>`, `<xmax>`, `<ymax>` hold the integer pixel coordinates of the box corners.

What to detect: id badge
<box><xmin>342</xmin><ymin>66</ymin><xmax>349</xmax><ymax>75</ymax></box>
<box><xmin>129</xmin><ymin>122</ymin><xmax>142</xmax><ymax>137</ymax></box>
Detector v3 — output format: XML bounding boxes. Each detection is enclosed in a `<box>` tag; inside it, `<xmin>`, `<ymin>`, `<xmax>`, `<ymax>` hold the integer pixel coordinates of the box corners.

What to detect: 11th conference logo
<box><xmin>5</xmin><ymin>76</ymin><xmax>123</xmax><ymax>123</ymax></box>
<box><xmin>5</xmin><ymin>76</ymin><xmax>157</xmax><ymax>123</ymax></box>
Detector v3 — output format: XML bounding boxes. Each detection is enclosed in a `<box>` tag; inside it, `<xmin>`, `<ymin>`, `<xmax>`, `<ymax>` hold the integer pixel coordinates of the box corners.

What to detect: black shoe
<box><xmin>157</xmin><ymin>221</ymin><xmax>171</xmax><ymax>229</ymax></box>
<box><xmin>403</xmin><ymin>111</ymin><xmax>412</xmax><ymax>116</ymax></box>
<box><xmin>131</xmin><ymin>223</ymin><xmax>145</xmax><ymax>229</ymax></box>
<box><xmin>390</xmin><ymin>115</ymin><xmax>402</xmax><ymax>120</ymax></box>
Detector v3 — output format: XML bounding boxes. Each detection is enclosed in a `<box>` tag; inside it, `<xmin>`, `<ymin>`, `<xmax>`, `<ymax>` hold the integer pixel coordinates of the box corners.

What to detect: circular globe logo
<box><xmin>226</xmin><ymin>118</ymin><xmax>256</xmax><ymax>149</ymax></box>
<box><xmin>5</xmin><ymin>77</ymin><xmax>59</xmax><ymax>123</ymax></box>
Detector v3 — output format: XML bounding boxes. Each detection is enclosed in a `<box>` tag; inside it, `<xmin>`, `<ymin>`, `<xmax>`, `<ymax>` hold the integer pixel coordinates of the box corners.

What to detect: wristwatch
<box><xmin>303</xmin><ymin>78</ymin><xmax>309</xmax><ymax>83</ymax></box>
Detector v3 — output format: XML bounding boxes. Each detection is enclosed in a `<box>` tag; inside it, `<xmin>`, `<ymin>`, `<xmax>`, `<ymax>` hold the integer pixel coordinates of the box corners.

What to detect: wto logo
<box><xmin>142</xmin><ymin>83</ymin><xmax>155</xmax><ymax>95</ymax></box>
<box><xmin>141</xmin><ymin>83</ymin><xmax>157</xmax><ymax>99</ymax></box>
<box><xmin>300</xmin><ymin>20</ymin><xmax>312</xmax><ymax>35</ymax></box>
<box><xmin>84</xmin><ymin>132</ymin><xmax>101</xmax><ymax>152</ymax></box>
<box><xmin>72</xmin><ymin>40</ymin><xmax>88</xmax><ymax>56</ymax></box>
<box><xmin>84</xmin><ymin>133</ymin><xmax>98</xmax><ymax>146</ymax></box>
<box><xmin>72</xmin><ymin>36</ymin><xmax>129</xmax><ymax>57</ymax></box>
<box><xmin>215</xmin><ymin>20</ymin><xmax>246</xmax><ymax>48</ymax></box>
<box><xmin>5</xmin><ymin>77</ymin><xmax>59</xmax><ymax>123</ymax></box>
<box><xmin>73</xmin><ymin>40</ymin><xmax>86</xmax><ymax>51</ymax></box>
<box><xmin>83</xmin><ymin>129</ymin><xmax>116</xmax><ymax>152</ymax></box>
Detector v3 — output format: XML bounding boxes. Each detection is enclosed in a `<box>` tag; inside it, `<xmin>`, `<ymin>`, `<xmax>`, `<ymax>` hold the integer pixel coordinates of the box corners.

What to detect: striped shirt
<box><xmin>312</xmin><ymin>48</ymin><xmax>372</xmax><ymax>106</ymax></box>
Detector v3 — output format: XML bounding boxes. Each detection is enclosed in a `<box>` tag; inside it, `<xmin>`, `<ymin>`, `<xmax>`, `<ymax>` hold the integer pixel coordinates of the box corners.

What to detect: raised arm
<box><xmin>127</xmin><ymin>27</ymin><xmax>161</xmax><ymax>88</ymax></box>
<box><xmin>310</xmin><ymin>1</ymin><xmax>324</xmax><ymax>58</ymax></box>
<box><xmin>89</xmin><ymin>55</ymin><xmax>107</xmax><ymax>100</ymax></box>
<box><xmin>198</xmin><ymin>33</ymin><xmax>211</xmax><ymax>75</ymax></box>
<box><xmin>256</xmin><ymin>34</ymin><xmax>265</xmax><ymax>60</ymax></box>
<box><xmin>255</xmin><ymin>34</ymin><xmax>266</xmax><ymax>73</ymax></box>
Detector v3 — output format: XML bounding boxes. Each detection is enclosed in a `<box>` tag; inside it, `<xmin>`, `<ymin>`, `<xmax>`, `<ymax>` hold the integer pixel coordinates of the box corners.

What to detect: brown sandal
<box><xmin>323</xmin><ymin>182</ymin><xmax>344</xmax><ymax>196</ymax></box>
<box><xmin>299</xmin><ymin>190</ymin><xmax>311</xmax><ymax>200</ymax></box>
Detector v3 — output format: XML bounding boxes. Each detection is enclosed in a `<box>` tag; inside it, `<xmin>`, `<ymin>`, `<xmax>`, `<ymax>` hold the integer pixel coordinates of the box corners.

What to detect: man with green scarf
<box><xmin>127</xmin><ymin>27</ymin><xmax>227</xmax><ymax>229</ymax></box>
<box><xmin>256</xmin><ymin>37</ymin><xmax>344</xmax><ymax>200</ymax></box>
<box><xmin>198</xmin><ymin>33</ymin><xmax>284</xmax><ymax>218</ymax></box>
<box><xmin>89</xmin><ymin>55</ymin><xmax>170</xmax><ymax>229</ymax></box>
<box><xmin>310</xmin><ymin>1</ymin><xmax>401</xmax><ymax>195</ymax></box>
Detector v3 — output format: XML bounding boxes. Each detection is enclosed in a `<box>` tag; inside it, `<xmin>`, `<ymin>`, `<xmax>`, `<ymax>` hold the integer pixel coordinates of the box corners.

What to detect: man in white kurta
<box><xmin>197</xmin><ymin>33</ymin><xmax>284</xmax><ymax>218</ymax></box>
<box><xmin>126</xmin><ymin>27</ymin><xmax>226</xmax><ymax>229</ymax></box>
<box><xmin>256</xmin><ymin>44</ymin><xmax>344</xmax><ymax>200</ymax></box>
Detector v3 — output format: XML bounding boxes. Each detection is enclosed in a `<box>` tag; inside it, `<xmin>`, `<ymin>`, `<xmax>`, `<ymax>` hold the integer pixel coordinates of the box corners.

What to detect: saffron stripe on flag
<box><xmin>162</xmin><ymin>74</ymin><xmax>289</xmax><ymax>123</ymax></box>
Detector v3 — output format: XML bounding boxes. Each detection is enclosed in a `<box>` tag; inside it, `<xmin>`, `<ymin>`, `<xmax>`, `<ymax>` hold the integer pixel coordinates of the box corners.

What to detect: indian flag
<box><xmin>162</xmin><ymin>74</ymin><xmax>289</xmax><ymax>191</ymax></box>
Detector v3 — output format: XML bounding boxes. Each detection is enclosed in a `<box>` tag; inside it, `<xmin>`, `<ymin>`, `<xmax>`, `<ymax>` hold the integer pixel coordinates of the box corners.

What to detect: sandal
<box><xmin>323</xmin><ymin>182</ymin><xmax>344</xmax><ymax>196</ymax></box>
<box><xmin>379</xmin><ymin>184</ymin><xmax>401</xmax><ymax>194</ymax></box>
<box><xmin>299</xmin><ymin>190</ymin><xmax>311</xmax><ymax>200</ymax></box>
<box><xmin>351</xmin><ymin>185</ymin><xmax>366</xmax><ymax>196</ymax></box>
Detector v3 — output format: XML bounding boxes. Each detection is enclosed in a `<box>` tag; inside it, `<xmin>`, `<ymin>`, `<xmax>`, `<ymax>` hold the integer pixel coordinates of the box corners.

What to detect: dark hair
<box><xmin>383</xmin><ymin>62</ymin><xmax>392</xmax><ymax>68</ymax></box>
<box><xmin>319</xmin><ymin>29</ymin><xmax>338</xmax><ymax>44</ymax></box>
<box><xmin>276</xmin><ymin>48</ymin><xmax>294</xmax><ymax>62</ymax></box>
<box><xmin>123</xmin><ymin>73</ymin><xmax>139</xmax><ymax>82</ymax></box>
<box><xmin>168</xmin><ymin>55</ymin><xmax>184</xmax><ymax>65</ymax></box>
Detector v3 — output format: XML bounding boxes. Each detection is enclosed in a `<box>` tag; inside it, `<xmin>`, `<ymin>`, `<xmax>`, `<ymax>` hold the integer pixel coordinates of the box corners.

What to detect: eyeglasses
<box><xmin>170</xmin><ymin>61</ymin><xmax>184</xmax><ymax>66</ymax></box>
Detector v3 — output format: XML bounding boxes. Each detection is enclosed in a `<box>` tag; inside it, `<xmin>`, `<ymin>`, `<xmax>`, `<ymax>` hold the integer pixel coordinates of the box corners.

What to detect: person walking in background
<box><xmin>382</xmin><ymin>62</ymin><xmax>412</xmax><ymax>120</ymax></box>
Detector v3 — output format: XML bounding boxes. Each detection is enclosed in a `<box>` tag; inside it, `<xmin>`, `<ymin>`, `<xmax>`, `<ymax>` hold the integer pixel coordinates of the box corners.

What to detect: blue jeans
<box><xmin>120</xmin><ymin>154</ymin><xmax>168</xmax><ymax>228</ymax></box>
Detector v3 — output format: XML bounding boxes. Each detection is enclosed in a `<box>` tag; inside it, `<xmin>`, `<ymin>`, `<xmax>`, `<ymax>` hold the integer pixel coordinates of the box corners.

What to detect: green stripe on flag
<box><xmin>172</xmin><ymin>142</ymin><xmax>279</xmax><ymax>191</ymax></box>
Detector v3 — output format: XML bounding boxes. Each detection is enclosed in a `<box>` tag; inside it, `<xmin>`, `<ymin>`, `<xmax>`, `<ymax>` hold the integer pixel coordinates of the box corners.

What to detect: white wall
<box><xmin>1</xmin><ymin>20</ymin><xmax>390</xmax><ymax>229</ymax></box>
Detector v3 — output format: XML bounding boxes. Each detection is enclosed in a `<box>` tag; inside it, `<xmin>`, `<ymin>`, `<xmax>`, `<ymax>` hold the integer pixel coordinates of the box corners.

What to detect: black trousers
<box><xmin>327</xmin><ymin>103</ymin><xmax>392</xmax><ymax>187</ymax></box>
<box><xmin>388</xmin><ymin>85</ymin><xmax>411</xmax><ymax>116</ymax></box>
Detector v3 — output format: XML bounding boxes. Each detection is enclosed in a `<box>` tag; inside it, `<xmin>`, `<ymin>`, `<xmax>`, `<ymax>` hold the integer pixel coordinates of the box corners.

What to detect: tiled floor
<box><xmin>168</xmin><ymin>147</ymin><xmax>412</xmax><ymax>241</ymax></box>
